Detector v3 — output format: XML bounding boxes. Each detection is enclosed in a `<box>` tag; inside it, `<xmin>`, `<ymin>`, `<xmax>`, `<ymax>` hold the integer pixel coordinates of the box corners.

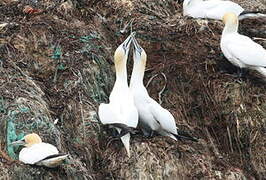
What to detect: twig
<box><xmin>79</xmin><ymin>91</ymin><xmax>86</xmax><ymax>141</ymax></box>
<box><xmin>205</xmin><ymin>127</ymin><xmax>222</xmax><ymax>158</ymax></box>
<box><xmin>253</xmin><ymin>37</ymin><xmax>266</xmax><ymax>41</ymax></box>
<box><xmin>130</xmin><ymin>19</ymin><xmax>134</xmax><ymax>34</ymax></box>
<box><xmin>158</xmin><ymin>73</ymin><xmax>167</xmax><ymax>105</ymax></box>
<box><xmin>120</xmin><ymin>19</ymin><xmax>135</xmax><ymax>34</ymax></box>
<box><xmin>227</xmin><ymin>126</ymin><xmax>233</xmax><ymax>153</ymax></box>
<box><xmin>145</xmin><ymin>72</ymin><xmax>167</xmax><ymax>105</ymax></box>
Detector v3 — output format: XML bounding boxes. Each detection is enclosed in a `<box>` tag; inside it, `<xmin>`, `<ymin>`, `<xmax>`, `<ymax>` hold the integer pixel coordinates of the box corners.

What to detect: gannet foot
<box><xmin>141</xmin><ymin>128</ymin><xmax>159</xmax><ymax>138</ymax></box>
<box><xmin>237</xmin><ymin>68</ymin><xmax>248</xmax><ymax>78</ymax></box>
<box><xmin>106</xmin><ymin>123</ymin><xmax>137</xmax><ymax>138</ymax></box>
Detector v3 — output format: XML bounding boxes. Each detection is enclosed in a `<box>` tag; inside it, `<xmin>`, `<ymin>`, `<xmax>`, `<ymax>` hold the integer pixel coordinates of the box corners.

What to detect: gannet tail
<box><xmin>239</xmin><ymin>11</ymin><xmax>266</xmax><ymax>20</ymax></box>
<box><xmin>120</xmin><ymin>133</ymin><xmax>131</xmax><ymax>157</ymax></box>
<box><xmin>255</xmin><ymin>67</ymin><xmax>266</xmax><ymax>78</ymax></box>
<box><xmin>171</xmin><ymin>130</ymin><xmax>198</xmax><ymax>142</ymax></box>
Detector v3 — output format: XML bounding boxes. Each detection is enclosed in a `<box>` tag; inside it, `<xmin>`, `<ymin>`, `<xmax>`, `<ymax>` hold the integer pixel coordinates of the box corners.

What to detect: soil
<box><xmin>0</xmin><ymin>0</ymin><xmax>266</xmax><ymax>179</ymax></box>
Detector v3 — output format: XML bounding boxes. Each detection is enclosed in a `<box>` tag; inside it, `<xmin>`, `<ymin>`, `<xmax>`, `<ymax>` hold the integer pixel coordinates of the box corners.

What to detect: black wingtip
<box><xmin>172</xmin><ymin>130</ymin><xmax>199</xmax><ymax>142</ymax></box>
<box><xmin>239</xmin><ymin>11</ymin><xmax>266</xmax><ymax>20</ymax></box>
<box><xmin>240</xmin><ymin>10</ymin><xmax>263</xmax><ymax>16</ymax></box>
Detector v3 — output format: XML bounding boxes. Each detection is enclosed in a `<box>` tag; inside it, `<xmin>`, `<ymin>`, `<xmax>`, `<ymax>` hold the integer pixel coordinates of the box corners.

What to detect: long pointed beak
<box><xmin>132</xmin><ymin>36</ymin><xmax>141</xmax><ymax>51</ymax></box>
<box><xmin>10</xmin><ymin>140</ymin><xmax>26</xmax><ymax>146</ymax></box>
<box><xmin>132</xmin><ymin>36</ymin><xmax>142</xmax><ymax>60</ymax></box>
<box><xmin>122</xmin><ymin>32</ymin><xmax>136</xmax><ymax>52</ymax></box>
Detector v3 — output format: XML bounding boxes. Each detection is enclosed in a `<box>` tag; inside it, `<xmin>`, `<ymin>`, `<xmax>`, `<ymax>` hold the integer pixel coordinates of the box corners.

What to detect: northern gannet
<box><xmin>129</xmin><ymin>36</ymin><xmax>198</xmax><ymax>142</ymax></box>
<box><xmin>221</xmin><ymin>12</ymin><xmax>266</xmax><ymax>77</ymax></box>
<box><xmin>98</xmin><ymin>33</ymin><xmax>138</xmax><ymax>157</ymax></box>
<box><xmin>179</xmin><ymin>0</ymin><xmax>266</xmax><ymax>20</ymax></box>
<box><xmin>11</xmin><ymin>133</ymin><xmax>68</xmax><ymax>168</ymax></box>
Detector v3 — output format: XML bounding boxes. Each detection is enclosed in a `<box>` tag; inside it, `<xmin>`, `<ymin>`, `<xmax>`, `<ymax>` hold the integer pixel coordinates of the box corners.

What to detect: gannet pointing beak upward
<box><xmin>220</xmin><ymin>12</ymin><xmax>266</xmax><ymax>78</ymax></box>
<box><xmin>130</xmin><ymin>36</ymin><xmax>198</xmax><ymax>142</ymax></box>
<box><xmin>180</xmin><ymin>0</ymin><xmax>266</xmax><ymax>20</ymax></box>
<box><xmin>11</xmin><ymin>133</ymin><xmax>68</xmax><ymax>168</ymax></box>
<box><xmin>98</xmin><ymin>33</ymin><xmax>138</xmax><ymax>157</ymax></box>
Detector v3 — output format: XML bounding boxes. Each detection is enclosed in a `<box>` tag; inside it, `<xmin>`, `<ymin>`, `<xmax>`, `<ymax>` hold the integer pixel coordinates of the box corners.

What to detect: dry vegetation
<box><xmin>0</xmin><ymin>0</ymin><xmax>266</xmax><ymax>179</ymax></box>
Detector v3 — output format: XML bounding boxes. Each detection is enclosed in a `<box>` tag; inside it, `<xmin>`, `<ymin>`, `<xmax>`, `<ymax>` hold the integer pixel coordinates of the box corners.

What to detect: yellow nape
<box><xmin>222</xmin><ymin>12</ymin><xmax>238</xmax><ymax>24</ymax></box>
<box><xmin>24</xmin><ymin>133</ymin><xmax>42</xmax><ymax>146</ymax></box>
<box><xmin>114</xmin><ymin>47</ymin><xmax>126</xmax><ymax>73</ymax></box>
<box><xmin>141</xmin><ymin>50</ymin><xmax>147</xmax><ymax>65</ymax></box>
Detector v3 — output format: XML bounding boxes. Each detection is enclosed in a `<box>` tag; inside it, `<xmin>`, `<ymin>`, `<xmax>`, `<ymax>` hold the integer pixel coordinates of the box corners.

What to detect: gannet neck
<box><xmin>130</xmin><ymin>60</ymin><xmax>146</xmax><ymax>87</ymax></box>
<box><xmin>114</xmin><ymin>45</ymin><xmax>129</xmax><ymax>85</ymax></box>
<box><xmin>222</xmin><ymin>21</ymin><xmax>238</xmax><ymax>35</ymax></box>
<box><xmin>131</xmin><ymin>36</ymin><xmax>147</xmax><ymax>88</ymax></box>
<box><xmin>114</xmin><ymin>57</ymin><xmax>128</xmax><ymax>85</ymax></box>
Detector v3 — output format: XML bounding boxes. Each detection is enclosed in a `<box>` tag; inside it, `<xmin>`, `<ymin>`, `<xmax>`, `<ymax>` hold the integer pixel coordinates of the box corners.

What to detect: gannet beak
<box><xmin>122</xmin><ymin>32</ymin><xmax>136</xmax><ymax>53</ymax></box>
<box><xmin>10</xmin><ymin>139</ymin><xmax>26</xmax><ymax>146</ymax></box>
<box><xmin>132</xmin><ymin>36</ymin><xmax>142</xmax><ymax>61</ymax></box>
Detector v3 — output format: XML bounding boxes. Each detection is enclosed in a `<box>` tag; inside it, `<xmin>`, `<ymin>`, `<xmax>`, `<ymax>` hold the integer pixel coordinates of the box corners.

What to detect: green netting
<box><xmin>6</xmin><ymin>102</ymin><xmax>56</xmax><ymax>159</ymax></box>
<box><xmin>6</xmin><ymin>110</ymin><xmax>19</xmax><ymax>159</ymax></box>
<box><xmin>51</xmin><ymin>46</ymin><xmax>62</xmax><ymax>60</ymax></box>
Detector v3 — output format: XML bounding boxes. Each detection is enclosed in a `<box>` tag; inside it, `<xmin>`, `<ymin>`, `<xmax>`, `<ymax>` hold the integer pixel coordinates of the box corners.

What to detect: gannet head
<box><xmin>132</xmin><ymin>36</ymin><xmax>147</xmax><ymax>65</ymax></box>
<box><xmin>222</xmin><ymin>12</ymin><xmax>238</xmax><ymax>25</ymax></box>
<box><xmin>11</xmin><ymin>133</ymin><xmax>42</xmax><ymax>147</ymax></box>
<box><xmin>222</xmin><ymin>13</ymin><xmax>239</xmax><ymax>34</ymax></box>
<box><xmin>114</xmin><ymin>32</ymin><xmax>135</xmax><ymax>71</ymax></box>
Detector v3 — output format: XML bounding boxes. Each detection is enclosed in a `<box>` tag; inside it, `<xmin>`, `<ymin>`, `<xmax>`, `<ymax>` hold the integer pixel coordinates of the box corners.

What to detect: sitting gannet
<box><xmin>221</xmin><ymin>12</ymin><xmax>266</xmax><ymax>77</ymax></box>
<box><xmin>129</xmin><ymin>36</ymin><xmax>197</xmax><ymax>142</ymax></box>
<box><xmin>179</xmin><ymin>0</ymin><xmax>266</xmax><ymax>20</ymax></box>
<box><xmin>98</xmin><ymin>33</ymin><xmax>138</xmax><ymax>157</ymax></box>
<box><xmin>11</xmin><ymin>133</ymin><xmax>68</xmax><ymax>168</ymax></box>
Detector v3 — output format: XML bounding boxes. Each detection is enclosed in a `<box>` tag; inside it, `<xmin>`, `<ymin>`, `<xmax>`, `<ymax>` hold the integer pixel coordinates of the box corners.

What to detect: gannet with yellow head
<box><xmin>98</xmin><ymin>33</ymin><xmax>138</xmax><ymax>157</ymax></box>
<box><xmin>179</xmin><ymin>0</ymin><xmax>266</xmax><ymax>20</ymax></box>
<box><xmin>11</xmin><ymin>133</ymin><xmax>68</xmax><ymax>168</ymax></box>
<box><xmin>221</xmin><ymin>12</ymin><xmax>266</xmax><ymax>77</ymax></box>
<box><xmin>129</xmin><ymin>36</ymin><xmax>197</xmax><ymax>142</ymax></box>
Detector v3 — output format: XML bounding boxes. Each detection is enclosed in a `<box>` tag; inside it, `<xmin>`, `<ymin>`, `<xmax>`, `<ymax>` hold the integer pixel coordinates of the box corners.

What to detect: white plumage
<box><xmin>221</xmin><ymin>12</ymin><xmax>266</xmax><ymax>77</ymax></box>
<box><xmin>181</xmin><ymin>0</ymin><xmax>265</xmax><ymax>20</ymax></box>
<box><xmin>11</xmin><ymin>133</ymin><xmax>68</xmax><ymax>167</ymax></box>
<box><xmin>98</xmin><ymin>33</ymin><xmax>138</xmax><ymax>157</ymax></box>
<box><xmin>19</xmin><ymin>143</ymin><xmax>59</xmax><ymax>164</ymax></box>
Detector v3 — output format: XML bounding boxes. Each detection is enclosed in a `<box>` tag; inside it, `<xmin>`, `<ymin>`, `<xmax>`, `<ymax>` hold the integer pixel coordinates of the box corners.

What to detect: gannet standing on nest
<box><xmin>221</xmin><ymin>12</ymin><xmax>266</xmax><ymax>77</ymax></box>
<box><xmin>129</xmin><ymin>36</ymin><xmax>197</xmax><ymax>142</ymax></box>
<box><xmin>11</xmin><ymin>133</ymin><xmax>68</xmax><ymax>168</ymax></box>
<box><xmin>179</xmin><ymin>0</ymin><xmax>266</xmax><ymax>20</ymax></box>
<box><xmin>98</xmin><ymin>33</ymin><xmax>138</xmax><ymax>157</ymax></box>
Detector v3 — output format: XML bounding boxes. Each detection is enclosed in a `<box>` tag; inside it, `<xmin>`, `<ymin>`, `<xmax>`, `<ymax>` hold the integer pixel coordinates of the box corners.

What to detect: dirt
<box><xmin>0</xmin><ymin>0</ymin><xmax>266</xmax><ymax>179</ymax></box>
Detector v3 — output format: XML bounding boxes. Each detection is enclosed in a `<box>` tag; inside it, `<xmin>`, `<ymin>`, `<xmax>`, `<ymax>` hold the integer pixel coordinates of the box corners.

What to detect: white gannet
<box><xmin>179</xmin><ymin>0</ymin><xmax>266</xmax><ymax>20</ymax></box>
<box><xmin>11</xmin><ymin>133</ymin><xmax>68</xmax><ymax>168</ymax></box>
<box><xmin>98</xmin><ymin>33</ymin><xmax>138</xmax><ymax>157</ymax></box>
<box><xmin>129</xmin><ymin>36</ymin><xmax>197</xmax><ymax>142</ymax></box>
<box><xmin>221</xmin><ymin>12</ymin><xmax>266</xmax><ymax>77</ymax></box>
